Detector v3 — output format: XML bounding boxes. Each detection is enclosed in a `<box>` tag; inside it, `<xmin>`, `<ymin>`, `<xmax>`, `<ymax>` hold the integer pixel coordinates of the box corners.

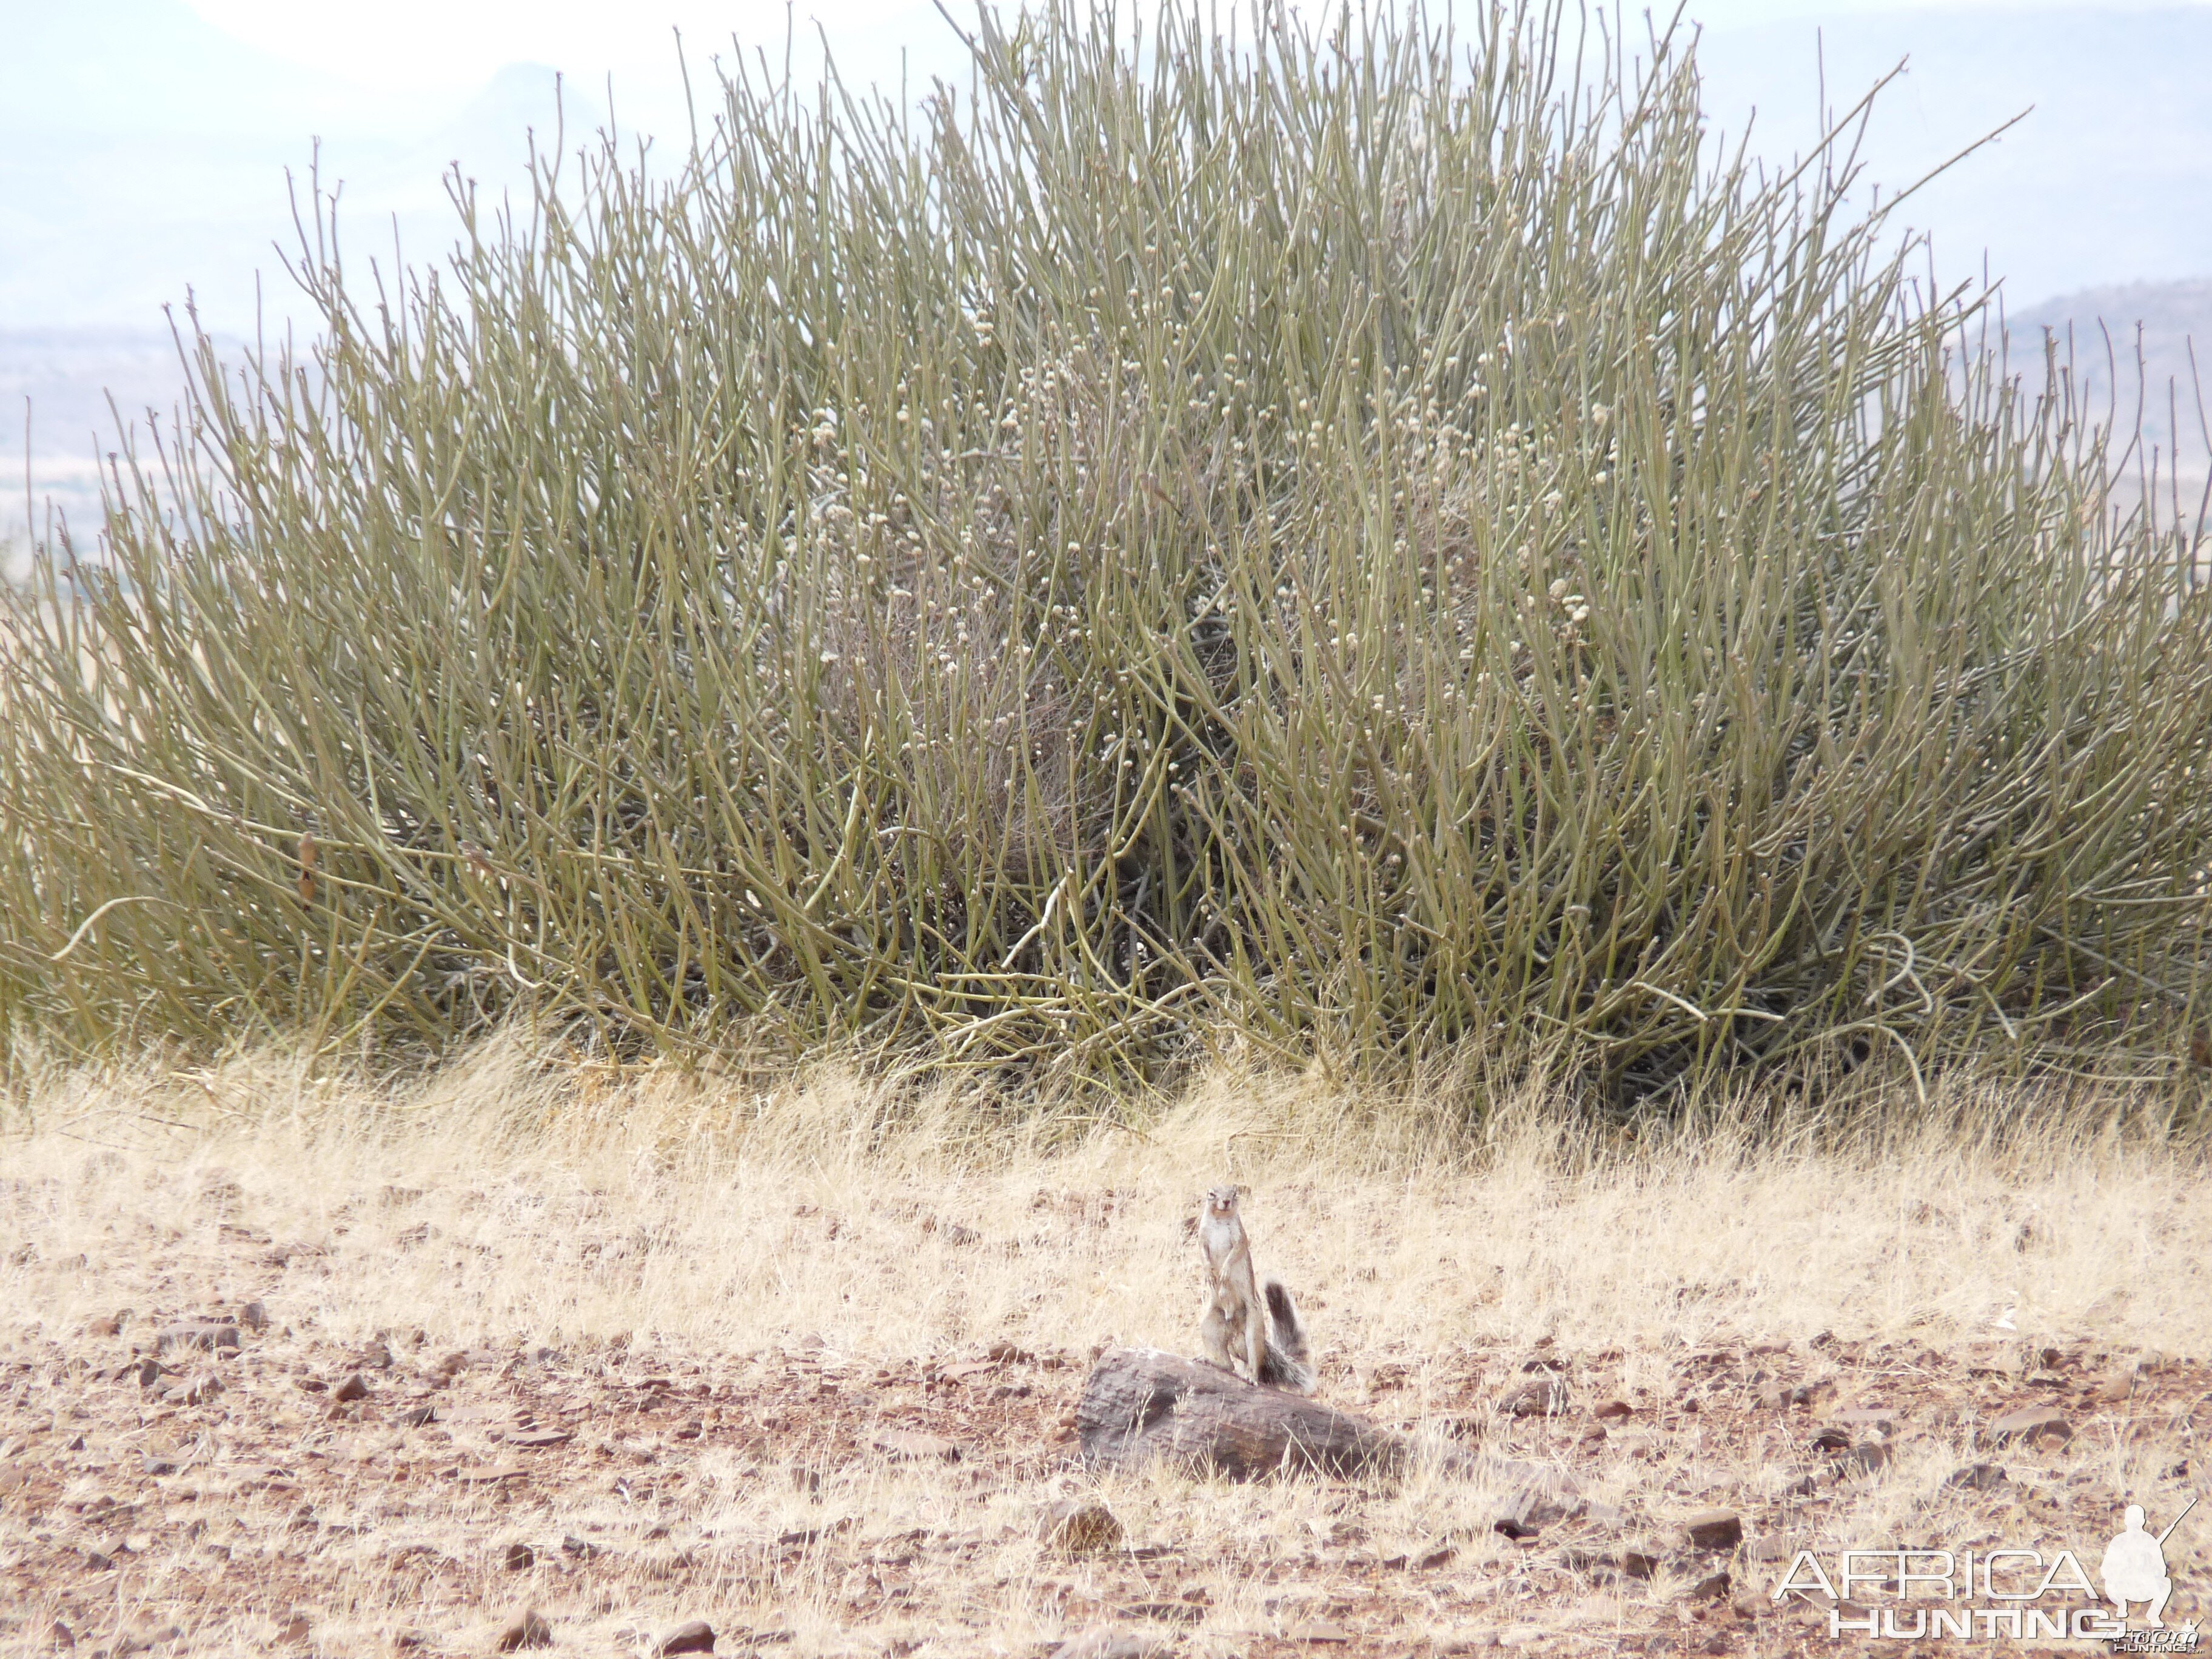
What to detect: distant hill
<box><xmin>2009</xmin><ymin>280</ymin><xmax>2212</xmax><ymax>523</ymax></box>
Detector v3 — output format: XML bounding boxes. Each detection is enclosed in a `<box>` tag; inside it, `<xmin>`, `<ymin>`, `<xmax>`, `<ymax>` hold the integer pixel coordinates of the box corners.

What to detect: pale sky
<box><xmin>7</xmin><ymin>0</ymin><xmax>2212</xmax><ymax>529</ymax></box>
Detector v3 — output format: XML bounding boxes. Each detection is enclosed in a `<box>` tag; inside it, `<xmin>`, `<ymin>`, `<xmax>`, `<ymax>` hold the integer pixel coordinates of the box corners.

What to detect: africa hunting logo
<box><xmin>1770</xmin><ymin>1498</ymin><xmax>2199</xmax><ymax>1648</ymax></box>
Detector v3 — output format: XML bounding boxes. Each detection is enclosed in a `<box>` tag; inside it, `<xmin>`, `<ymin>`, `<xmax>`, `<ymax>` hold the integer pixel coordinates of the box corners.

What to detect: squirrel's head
<box><xmin>1203</xmin><ymin>1184</ymin><xmax>1241</xmax><ymax>1218</ymax></box>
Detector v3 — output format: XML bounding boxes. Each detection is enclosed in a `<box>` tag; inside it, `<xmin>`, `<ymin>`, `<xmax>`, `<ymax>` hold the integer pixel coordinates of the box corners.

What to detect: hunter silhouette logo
<box><xmin>2103</xmin><ymin>1501</ymin><xmax>2189</xmax><ymax>1628</ymax></box>
<box><xmin>1771</xmin><ymin>1496</ymin><xmax>2200</xmax><ymax>1646</ymax></box>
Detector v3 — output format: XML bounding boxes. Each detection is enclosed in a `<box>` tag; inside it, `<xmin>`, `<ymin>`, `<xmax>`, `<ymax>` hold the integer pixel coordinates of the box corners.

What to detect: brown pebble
<box><xmin>1683</xmin><ymin>1509</ymin><xmax>1743</xmax><ymax>1551</ymax></box>
<box><xmin>502</xmin><ymin>1541</ymin><xmax>535</xmax><ymax>1570</ymax></box>
<box><xmin>495</xmin><ymin>1610</ymin><xmax>553</xmax><ymax>1652</ymax></box>
<box><xmin>332</xmin><ymin>1373</ymin><xmax>370</xmax><ymax>1404</ymax></box>
<box><xmin>656</xmin><ymin>1621</ymin><xmax>716</xmax><ymax>1656</ymax></box>
<box><xmin>1038</xmin><ymin>1499</ymin><xmax>1124</xmax><ymax>1554</ymax></box>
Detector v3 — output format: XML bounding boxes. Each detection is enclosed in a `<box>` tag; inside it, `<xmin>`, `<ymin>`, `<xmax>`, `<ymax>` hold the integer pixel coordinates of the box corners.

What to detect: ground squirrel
<box><xmin>1196</xmin><ymin>1184</ymin><xmax>1316</xmax><ymax>1393</ymax></box>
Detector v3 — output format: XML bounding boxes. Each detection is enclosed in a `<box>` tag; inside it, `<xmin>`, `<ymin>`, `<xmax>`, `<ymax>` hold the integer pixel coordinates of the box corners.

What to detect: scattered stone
<box><xmin>1943</xmin><ymin>1463</ymin><xmax>2008</xmax><ymax>1492</ymax></box>
<box><xmin>506</xmin><ymin>1429</ymin><xmax>574</xmax><ymax>1449</ymax></box>
<box><xmin>458</xmin><ymin>1464</ymin><xmax>528</xmax><ymax>1484</ymax></box>
<box><xmin>1809</xmin><ymin>1426</ymin><xmax>1851</xmax><ymax>1453</ymax></box>
<box><xmin>657</xmin><ymin>1623</ymin><xmax>715</xmax><ymax>1657</ymax></box>
<box><xmin>503</xmin><ymin>1541</ymin><xmax>535</xmax><ymax>1570</ymax></box>
<box><xmin>560</xmin><ymin>1534</ymin><xmax>603</xmax><ymax>1561</ymax></box>
<box><xmin>1989</xmin><ymin>1404</ymin><xmax>2071</xmax><ymax>1447</ymax></box>
<box><xmin>332</xmin><ymin>1373</ymin><xmax>370</xmax><ymax>1404</ymax></box>
<box><xmin>871</xmin><ymin>1429</ymin><xmax>960</xmax><ymax>1461</ymax></box>
<box><xmin>494</xmin><ymin>1610</ymin><xmax>554</xmax><ymax>1652</ymax></box>
<box><xmin>1284</xmin><ymin>1622</ymin><xmax>1353</xmax><ymax>1643</ymax></box>
<box><xmin>1500</xmin><ymin>1377</ymin><xmax>1569</xmax><ymax>1417</ymax></box>
<box><xmin>1593</xmin><ymin>1398</ymin><xmax>1634</xmax><ymax>1421</ymax></box>
<box><xmin>1847</xmin><ymin>1441</ymin><xmax>1889</xmax><ymax>1475</ymax></box>
<box><xmin>1038</xmin><ymin>1499</ymin><xmax>1124</xmax><ymax>1554</ymax></box>
<box><xmin>156</xmin><ymin>1321</ymin><xmax>241</xmax><ymax>1355</ymax></box>
<box><xmin>2094</xmin><ymin>1372</ymin><xmax>2136</xmax><ymax>1405</ymax></box>
<box><xmin>1684</xmin><ymin>1570</ymin><xmax>1732</xmax><ymax>1601</ymax></box>
<box><xmin>1757</xmin><ymin>1382</ymin><xmax>1818</xmax><ymax>1408</ymax></box>
<box><xmin>87</xmin><ymin>1314</ymin><xmax>123</xmax><ymax>1338</ymax></box>
<box><xmin>162</xmin><ymin>1374</ymin><xmax>223</xmax><ymax>1406</ymax></box>
<box><xmin>130</xmin><ymin>1358</ymin><xmax>164</xmax><ymax>1388</ymax></box>
<box><xmin>1618</xmin><ymin>1544</ymin><xmax>1662</xmax><ymax>1579</ymax></box>
<box><xmin>435</xmin><ymin>1351</ymin><xmax>471</xmax><ymax>1378</ymax></box>
<box><xmin>1683</xmin><ymin>1510</ymin><xmax>1742</xmax><ymax>1552</ymax></box>
<box><xmin>49</xmin><ymin>1620</ymin><xmax>75</xmax><ymax>1649</ymax></box>
<box><xmin>987</xmin><ymin>1340</ymin><xmax>1035</xmax><ymax>1362</ymax></box>
<box><xmin>1749</xmin><ymin>1532</ymin><xmax>1806</xmax><ymax>1563</ymax></box>
<box><xmin>395</xmin><ymin>1404</ymin><xmax>437</xmax><ymax>1429</ymax></box>
<box><xmin>1048</xmin><ymin>1632</ymin><xmax>1166</xmax><ymax>1659</ymax></box>
<box><xmin>141</xmin><ymin>1453</ymin><xmax>179</xmax><ymax>1476</ymax></box>
<box><xmin>238</xmin><ymin>1301</ymin><xmax>269</xmax><ymax>1331</ymax></box>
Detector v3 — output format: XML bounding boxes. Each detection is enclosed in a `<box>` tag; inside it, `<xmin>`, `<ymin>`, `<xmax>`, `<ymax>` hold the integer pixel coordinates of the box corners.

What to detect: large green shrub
<box><xmin>4</xmin><ymin>2</ymin><xmax>2208</xmax><ymax>1103</ymax></box>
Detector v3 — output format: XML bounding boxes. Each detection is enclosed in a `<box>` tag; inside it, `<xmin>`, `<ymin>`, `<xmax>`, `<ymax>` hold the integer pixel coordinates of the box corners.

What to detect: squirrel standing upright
<box><xmin>1196</xmin><ymin>1184</ymin><xmax>1316</xmax><ymax>1393</ymax></box>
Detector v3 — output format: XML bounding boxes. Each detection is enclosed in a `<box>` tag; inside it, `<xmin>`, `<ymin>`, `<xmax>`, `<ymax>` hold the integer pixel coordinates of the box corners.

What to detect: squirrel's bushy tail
<box><xmin>1258</xmin><ymin>1279</ymin><xmax>1317</xmax><ymax>1394</ymax></box>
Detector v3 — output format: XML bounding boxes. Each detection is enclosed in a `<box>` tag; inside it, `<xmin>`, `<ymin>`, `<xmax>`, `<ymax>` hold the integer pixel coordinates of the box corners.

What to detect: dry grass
<box><xmin>1</xmin><ymin>1049</ymin><xmax>2207</xmax><ymax>1655</ymax></box>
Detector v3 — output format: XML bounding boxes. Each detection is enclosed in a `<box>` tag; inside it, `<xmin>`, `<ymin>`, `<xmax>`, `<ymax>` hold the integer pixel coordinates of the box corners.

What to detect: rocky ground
<box><xmin>2</xmin><ymin>1058</ymin><xmax>2207</xmax><ymax>1658</ymax></box>
<box><xmin>1</xmin><ymin>1284</ymin><xmax>2204</xmax><ymax>1657</ymax></box>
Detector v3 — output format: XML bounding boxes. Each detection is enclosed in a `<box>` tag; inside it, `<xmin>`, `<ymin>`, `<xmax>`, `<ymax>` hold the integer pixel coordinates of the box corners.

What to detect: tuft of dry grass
<box><xmin>1</xmin><ymin>1048</ymin><xmax>2207</xmax><ymax>1654</ymax></box>
<box><xmin>5</xmin><ymin>1041</ymin><xmax>2207</xmax><ymax>1373</ymax></box>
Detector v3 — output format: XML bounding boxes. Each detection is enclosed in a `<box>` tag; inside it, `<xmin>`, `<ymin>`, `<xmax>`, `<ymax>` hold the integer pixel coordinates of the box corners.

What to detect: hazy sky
<box><xmin>5</xmin><ymin>0</ymin><xmax>2208</xmax><ymax>338</ymax></box>
<box><xmin>7</xmin><ymin>0</ymin><xmax>2208</xmax><ymax>532</ymax></box>
<box><xmin>177</xmin><ymin>0</ymin><xmax>2205</xmax><ymax>94</ymax></box>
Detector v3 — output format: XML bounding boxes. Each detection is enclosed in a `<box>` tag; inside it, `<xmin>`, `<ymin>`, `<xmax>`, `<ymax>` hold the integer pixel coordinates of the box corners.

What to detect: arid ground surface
<box><xmin>1</xmin><ymin>1052</ymin><xmax>2207</xmax><ymax>1658</ymax></box>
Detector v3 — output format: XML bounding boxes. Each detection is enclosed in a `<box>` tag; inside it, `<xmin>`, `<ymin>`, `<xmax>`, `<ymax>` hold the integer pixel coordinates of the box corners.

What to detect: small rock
<box><xmin>1989</xmin><ymin>1404</ymin><xmax>2070</xmax><ymax>1447</ymax></box>
<box><xmin>1592</xmin><ymin>1398</ymin><xmax>1634</xmax><ymax>1421</ymax></box>
<box><xmin>87</xmin><ymin>1314</ymin><xmax>123</xmax><ymax>1338</ymax></box>
<box><xmin>141</xmin><ymin>1453</ymin><xmax>179</xmax><ymax>1476</ymax></box>
<box><xmin>656</xmin><ymin>1622</ymin><xmax>716</xmax><ymax>1656</ymax></box>
<box><xmin>1683</xmin><ymin>1509</ymin><xmax>1742</xmax><ymax>1551</ymax></box>
<box><xmin>2093</xmin><ymin>1372</ymin><xmax>2135</xmax><ymax>1404</ymax></box>
<box><xmin>157</xmin><ymin>1322</ymin><xmax>241</xmax><ymax>1355</ymax></box>
<box><xmin>1847</xmin><ymin>1441</ymin><xmax>1889</xmax><ymax>1474</ymax></box>
<box><xmin>238</xmin><ymin>1301</ymin><xmax>270</xmax><ymax>1331</ymax></box>
<box><xmin>1500</xmin><ymin>1377</ymin><xmax>1568</xmax><ymax>1417</ymax></box>
<box><xmin>560</xmin><ymin>1534</ymin><xmax>603</xmax><ymax>1561</ymax></box>
<box><xmin>162</xmin><ymin>1374</ymin><xmax>223</xmax><ymax>1406</ymax></box>
<box><xmin>1684</xmin><ymin>1570</ymin><xmax>1732</xmax><ymax>1601</ymax></box>
<box><xmin>395</xmin><ymin>1404</ymin><xmax>437</xmax><ymax>1429</ymax></box>
<box><xmin>494</xmin><ymin>1610</ymin><xmax>554</xmax><ymax>1652</ymax></box>
<box><xmin>1809</xmin><ymin>1425</ymin><xmax>1852</xmax><ymax>1452</ymax></box>
<box><xmin>130</xmin><ymin>1357</ymin><xmax>164</xmax><ymax>1388</ymax></box>
<box><xmin>503</xmin><ymin>1541</ymin><xmax>535</xmax><ymax>1570</ymax></box>
<box><xmin>1943</xmin><ymin>1462</ymin><xmax>2008</xmax><ymax>1492</ymax></box>
<box><xmin>1748</xmin><ymin>1532</ymin><xmax>1805</xmax><ymax>1563</ymax></box>
<box><xmin>332</xmin><ymin>1373</ymin><xmax>370</xmax><ymax>1404</ymax></box>
<box><xmin>50</xmin><ymin>1620</ymin><xmax>75</xmax><ymax>1649</ymax></box>
<box><xmin>1618</xmin><ymin>1544</ymin><xmax>1663</xmax><ymax>1578</ymax></box>
<box><xmin>1049</xmin><ymin>1632</ymin><xmax>1167</xmax><ymax>1659</ymax></box>
<box><xmin>80</xmin><ymin>1547</ymin><xmax>117</xmax><ymax>1572</ymax></box>
<box><xmin>1038</xmin><ymin>1499</ymin><xmax>1124</xmax><ymax>1554</ymax></box>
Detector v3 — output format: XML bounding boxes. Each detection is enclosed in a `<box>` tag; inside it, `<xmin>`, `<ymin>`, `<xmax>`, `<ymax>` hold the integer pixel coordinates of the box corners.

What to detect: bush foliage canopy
<box><xmin>4</xmin><ymin>2</ymin><xmax>2209</xmax><ymax>1107</ymax></box>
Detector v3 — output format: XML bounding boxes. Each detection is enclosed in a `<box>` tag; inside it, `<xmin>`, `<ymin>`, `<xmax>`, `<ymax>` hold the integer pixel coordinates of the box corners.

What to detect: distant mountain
<box><xmin>2009</xmin><ymin>279</ymin><xmax>2212</xmax><ymax>519</ymax></box>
